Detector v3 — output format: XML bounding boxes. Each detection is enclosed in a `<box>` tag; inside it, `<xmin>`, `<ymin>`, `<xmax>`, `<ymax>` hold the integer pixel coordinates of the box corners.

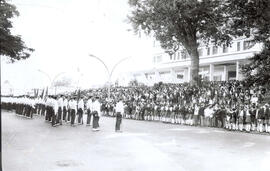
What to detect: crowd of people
<box><xmin>90</xmin><ymin>80</ymin><xmax>270</xmax><ymax>133</ymax></box>
<box><xmin>1</xmin><ymin>80</ymin><xmax>270</xmax><ymax>134</ymax></box>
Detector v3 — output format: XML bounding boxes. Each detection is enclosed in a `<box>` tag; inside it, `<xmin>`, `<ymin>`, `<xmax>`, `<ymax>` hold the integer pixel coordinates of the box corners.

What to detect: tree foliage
<box><xmin>128</xmin><ymin>0</ymin><xmax>232</xmax><ymax>85</ymax></box>
<box><xmin>225</xmin><ymin>0</ymin><xmax>270</xmax><ymax>86</ymax></box>
<box><xmin>0</xmin><ymin>0</ymin><xmax>34</xmax><ymax>62</ymax></box>
<box><xmin>241</xmin><ymin>41</ymin><xmax>270</xmax><ymax>86</ymax></box>
<box><xmin>224</xmin><ymin>0</ymin><xmax>270</xmax><ymax>42</ymax></box>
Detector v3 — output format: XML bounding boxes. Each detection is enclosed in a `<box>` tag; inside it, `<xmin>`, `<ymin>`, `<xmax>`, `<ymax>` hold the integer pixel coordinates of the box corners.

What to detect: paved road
<box><xmin>2</xmin><ymin>110</ymin><xmax>270</xmax><ymax>171</ymax></box>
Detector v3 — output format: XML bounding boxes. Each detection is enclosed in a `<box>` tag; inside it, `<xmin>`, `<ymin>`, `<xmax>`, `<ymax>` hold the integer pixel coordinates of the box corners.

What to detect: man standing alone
<box><xmin>92</xmin><ymin>96</ymin><xmax>101</xmax><ymax>131</ymax></box>
<box><xmin>115</xmin><ymin>99</ymin><xmax>124</xmax><ymax>132</ymax></box>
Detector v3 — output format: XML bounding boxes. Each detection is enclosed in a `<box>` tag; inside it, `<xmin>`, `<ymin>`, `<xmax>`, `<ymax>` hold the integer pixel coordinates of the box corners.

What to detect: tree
<box><xmin>128</xmin><ymin>0</ymin><xmax>231</xmax><ymax>85</ymax></box>
<box><xmin>0</xmin><ymin>0</ymin><xmax>34</xmax><ymax>62</ymax></box>
<box><xmin>225</xmin><ymin>0</ymin><xmax>270</xmax><ymax>43</ymax></box>
<box><xmin>241</xmin><ymin>41</ymin><xmax>270</xmax><ymax>86</ymax></box>
<box><xmin>224</xmin><ymin>0</ymin><xmax>270</xmax><ymax>86</ymax></box>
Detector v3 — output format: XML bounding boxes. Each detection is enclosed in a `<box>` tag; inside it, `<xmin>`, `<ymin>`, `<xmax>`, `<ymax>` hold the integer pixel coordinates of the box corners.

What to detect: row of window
<box><xmin>168</xmin><ymin>40</ymin><xmax>255</xmax><ymax>61</ymax></box>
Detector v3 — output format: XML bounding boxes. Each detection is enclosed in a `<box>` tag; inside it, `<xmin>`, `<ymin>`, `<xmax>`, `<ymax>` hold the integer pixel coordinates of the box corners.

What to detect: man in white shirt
<box><xmin>63</xmin><ymin>96</ymin><xmax>68</xmax><ymax>122</ymax></box>
<box><xmin>57</xmin><ymin>95</ymin><xmax>64</xmax><ymax>125</ymax></box>
<box><xmin>115</xmin><ymin>99</ymin><xmax>125</xmax><ymax>132</ymax></box>
<box><xmin>51</xmin><ymin>96</ymin><xmax>59</xmax><ymax>127</ymax></box>
<box><xmin>69</xmin><ymin>97</ymin><xmax>77</xmax><ymax>126</ymax></box>
<box><xmin>77</xmin><ymin>97</ymin><xmax>84</xmax><ymax>125</ymax></box>
<box><xmin>86</xmin><ymin>97</ymin><xmax>93</xmax><ymax>126</ymax></box>
<box><xmin>67</xmin><ymin>97</ymin><xmax>72</xmax><ymax>122</ymax></box>
<box><xmin>45</xmin><ymin>96</ymin><xmax>52</xmax><ymax>122</ymax></box>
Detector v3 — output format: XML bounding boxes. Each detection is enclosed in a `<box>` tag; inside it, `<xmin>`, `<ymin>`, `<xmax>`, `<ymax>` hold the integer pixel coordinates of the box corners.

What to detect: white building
<box><xmin>130</xmin><ymin>37</ymin><xmax>262</xmax><ymax>85</ymax></box>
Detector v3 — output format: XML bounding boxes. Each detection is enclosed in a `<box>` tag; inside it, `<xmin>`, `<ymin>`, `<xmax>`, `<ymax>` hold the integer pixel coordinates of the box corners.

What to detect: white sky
<box><xmin>1</xmin><ymin>0</ymin><xmax>158</xmax><ymax>93</ymax></box>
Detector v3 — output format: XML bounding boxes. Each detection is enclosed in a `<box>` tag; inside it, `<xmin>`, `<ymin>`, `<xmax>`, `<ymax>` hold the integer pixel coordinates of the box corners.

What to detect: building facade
<box><xmin>131</xmin><ymin>37</ymin><xmax>262</xmax><ymax>85</ymax></box>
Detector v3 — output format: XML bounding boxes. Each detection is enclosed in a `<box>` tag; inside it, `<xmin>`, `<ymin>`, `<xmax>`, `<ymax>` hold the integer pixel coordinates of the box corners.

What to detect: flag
<box><xmin>43</xmin><ymin>87</ymin><xmax>48</xmax><ymax>100</ymax></box>
<box><xmin>33</xmin><ymin>89</ymin><xmax>38</xmax><ymax>98</ymax></box>
<box><xmin>77</xmin><ymin>89</ymin><xmax>81</xmax><ymax>102</ymax></box>
<box><xmin>40</xmin><ymin>89</ymin><xmax>45</xmax><ymax>98</ymax></box>
<box><xmin>35</xmin><ymin>89</ymin><xmax>39</xmax><ymax>98</ymax></box>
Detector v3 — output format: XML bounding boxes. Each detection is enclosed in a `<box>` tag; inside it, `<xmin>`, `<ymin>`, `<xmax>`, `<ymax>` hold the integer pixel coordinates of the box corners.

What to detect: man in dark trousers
<box><xmin>115</xmin><ymin>99</ymin><xmax>124</xmax><ymax>132</ymax></box>
<box><xmin>92</xmin><ymin>96</ymin><xmax>101</xmax><ymax>131</ymax></box>
<box><xmin>69</xmin><ymin>97</ymin><xmax>77</xmax><ymax>127</ymax></box>
<box><xmin>86</xmin><ymin>96</ymin><xmax>93</xmax><ymax>126</ymax></box>
<box><xmin>77</xmin><ymin>97</ymin><xmax>84</xmax><ymax>125</ymax></box>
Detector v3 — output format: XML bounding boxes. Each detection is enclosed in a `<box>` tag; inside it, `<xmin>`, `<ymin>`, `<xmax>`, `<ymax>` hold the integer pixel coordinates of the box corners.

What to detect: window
<box><xmin>198</xmin><ymin>48</ymin><xmax>203</xmax><ymax>56</ymax></box>
<box><xmin>173</xmin><ymin>53</ymin><xmax>176</xmax><ymax>60</ymax></box>
<box><xmin>181</xmin><ymin>50</ymin><xmax>187</xmax><ymax>60</ymax></box>
<box><xmin>212</xmin><ymin>46</ymin><xmax>218</xmax><ymax>55</ymax></box>
<box><xmin>156</xmin><ymin>56</ymin><xmax>162</xmax><ymax>63</ymax></box>
<box><xmin>213</xmin><ymin>75</ymin><xmax>222</xmax><ymax>81</ymax></box>
<box><xmin>207</xmin><ymin>47</ymin><xmax>211</xmax><ymax>55</ymax></box>
<box><xmin>153</xmin><ymin>56</ymin><xmax>162</xmax><ymax>63</ymax></box>
<box><xmin>228</xmin><ymin>71</ymin><xmax>236</xmax><ymax>79</ymax></box>
<box><xmin>223</xmin><ymin>44</ymin><xmax>228</xmax><ymax>53</ymax></box>
<box><xmin>243</xmin><ymin>40</ymin><xmax>255</xmax><ymax>50</ymax></box>
<box><xmin>177</xmin><ymin>74</ymin><xmax>184</xmax><ymax>79</ymax></box>
<box><xmin>170</xmin><ymin>55</ymin><xmax>173</xmax><ymax>60</ymax></box>
<box><xmin>237</xmin><ymin>42</ymin><xmax>241</xmax><ymax>51</ymax></box>
<box><xmin>177</xmin><ymin>52</ymin><xmax>180</xmax><ymax>60</ymax></box>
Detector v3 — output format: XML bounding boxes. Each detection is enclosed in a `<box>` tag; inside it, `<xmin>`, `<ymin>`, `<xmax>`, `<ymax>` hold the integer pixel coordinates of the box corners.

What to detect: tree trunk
<box><xmin>188</xmin><ymin>46</ymin><xmax>200</xmax><ymax>86</ymax></box>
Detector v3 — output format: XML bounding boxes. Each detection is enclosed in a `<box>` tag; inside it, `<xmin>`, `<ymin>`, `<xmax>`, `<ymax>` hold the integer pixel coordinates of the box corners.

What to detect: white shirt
<box><xmin>78</xmin><ymin>99</ymin><xmax>84</xmax><ymax>109</ymax></box>
<box><xmin>51</xmin><ymin>99</ymin><xmax>58</xmax><ymax>112</ymax></box>
<box><xmin>69</xmin><ymin>100</ymin><xmax>77</xmax><ymax>113</ymax></box>
<box><xmin>92</xmin><ymin>100</ymin><xmax>101</xmax><ymax>116</ymax></box>
<box><xmin>115</xmin><ymin>101</ymin><xmax>124</xmax><ymax>114</ymax></box>
<box><xmin>57</xmin><ymin>98</ymin><xmax>64</xmax><ymax>109</ymax></box>
<box><xmin>87</xmin><ymin>99</ymin><xmax>93</xmax><ymax>110</ymax></box>
<box><xmin>63</xmin><ymin>99</ymin><xmax>68</xmax><ymax>107</ymax></box>
<box><xmin>204</xmin><ymin>107</ymin><xmax>213</xmax><ymax>117</ymax></box>
<box><xmin>194</xmin><ymin>106</ymin><xmax>199</xmax><ymax>115</ymax></box>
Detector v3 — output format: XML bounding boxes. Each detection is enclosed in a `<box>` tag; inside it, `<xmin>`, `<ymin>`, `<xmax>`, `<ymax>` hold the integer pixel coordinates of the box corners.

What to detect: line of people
<box><xmin>88</xmin><ymin>80</ymin><xmax>270</xmax><ymax>134</ymax></box>
<box><xmin>2</xmin><ymin>80</ymin><xmax>269</xmax><ymax>134</ymax></box>
<box><xmin>1</xmin><ymin>95</ymin><xmax>103</xmax><ymax>131</ymax></box>
<box><xmin>2</xmin><ymin>96</ymin><xmax>35</xmax><ymax>118</ymax></box>
<box><xmin>99</xmin><ymin>100</ymin><xmax>270</xmax><ymax>133</ymax></box>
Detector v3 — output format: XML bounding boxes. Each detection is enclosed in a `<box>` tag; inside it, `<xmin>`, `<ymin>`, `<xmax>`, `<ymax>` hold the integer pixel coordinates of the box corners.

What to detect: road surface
<box><xmin>2</xmin><ymin>110</ymin><xmax>270</xmax><ymax>171</ymax></box>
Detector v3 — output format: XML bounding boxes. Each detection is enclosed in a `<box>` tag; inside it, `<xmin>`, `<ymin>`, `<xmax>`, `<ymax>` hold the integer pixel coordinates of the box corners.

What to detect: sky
<box><xmin>1</xmin><ymin>0</ymin><xmax>158</xmax><ymax>94</ymax></box>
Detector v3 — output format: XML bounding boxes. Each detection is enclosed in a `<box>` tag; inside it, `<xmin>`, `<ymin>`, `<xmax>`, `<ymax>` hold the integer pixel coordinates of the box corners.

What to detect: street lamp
<box><xmin>37</xmin><ymin>69</ymin><xmax>66</xmax><ymax>95</ymax></box>
<box><xmin>51</xmin><ymin>72</ymin><xmax>66</xmax><ymax>95</ymax></box>
<box><xmin>38</xmin><ymin>69</ymin><xmax>52</xmax><ymax>87</ymax></box>
<box><xmin>88</xmin><ymin>54</ymin><xmax>131</xmax><ymax>100</ymax></box>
